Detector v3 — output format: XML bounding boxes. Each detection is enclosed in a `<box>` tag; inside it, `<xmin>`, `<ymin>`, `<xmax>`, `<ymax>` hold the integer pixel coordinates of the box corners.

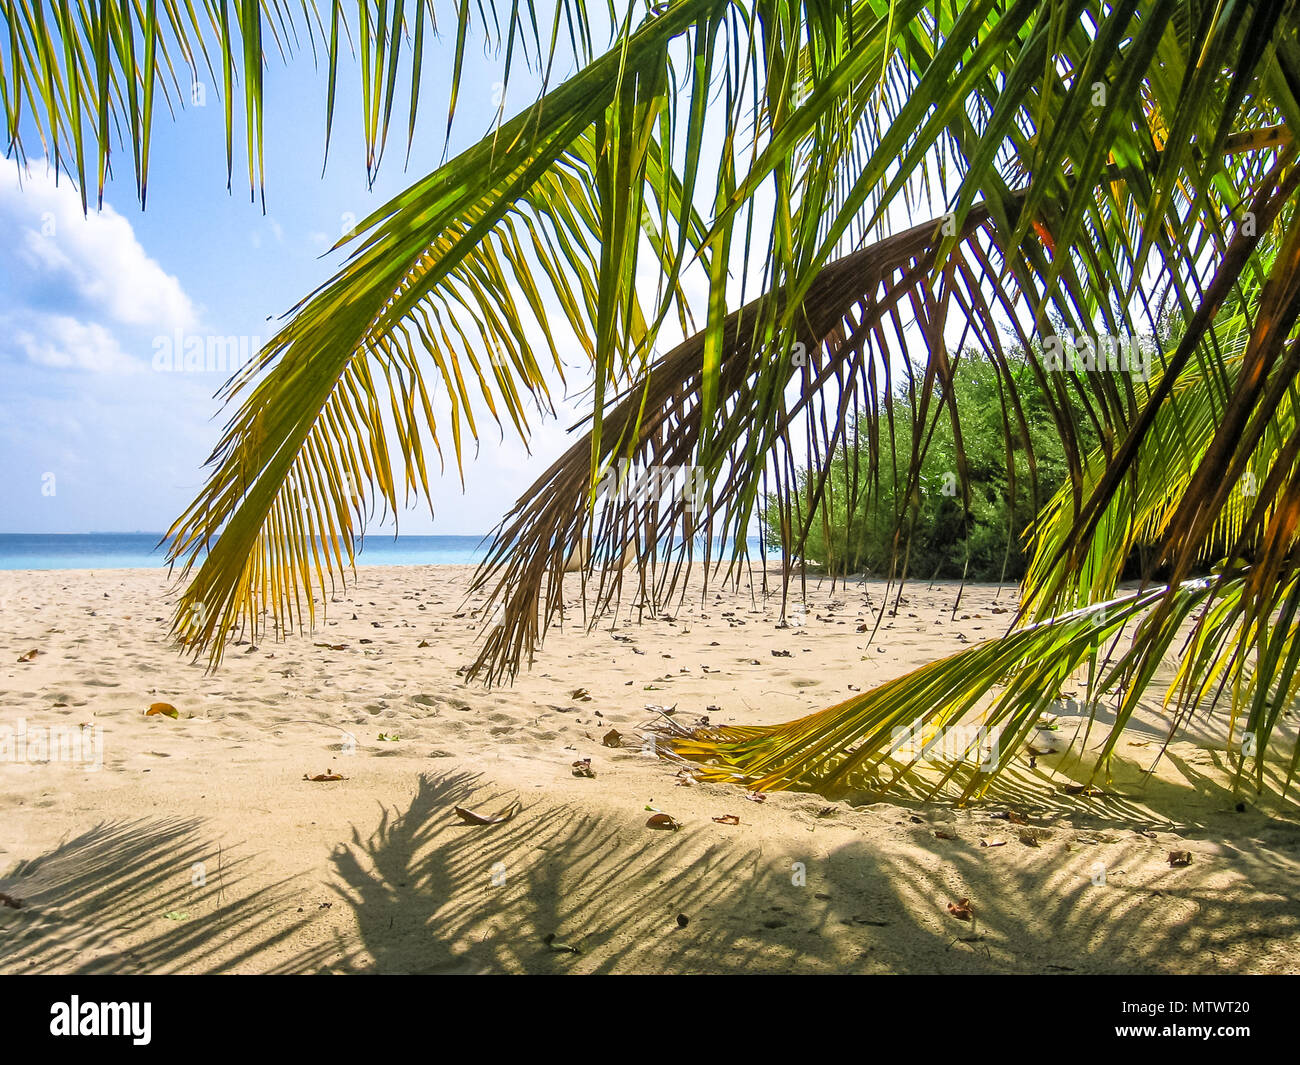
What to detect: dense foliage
<box><xmin>764</xmin><ymin>349</ymin><xmax>1102</xmax><ymax>581</ymax></box>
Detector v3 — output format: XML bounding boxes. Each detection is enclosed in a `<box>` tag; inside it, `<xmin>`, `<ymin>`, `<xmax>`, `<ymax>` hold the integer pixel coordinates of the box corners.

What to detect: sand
<box><xmin>1</xmin><ymin>564</ymin><xmax>1298</xmax><ymax>974</ymax></box>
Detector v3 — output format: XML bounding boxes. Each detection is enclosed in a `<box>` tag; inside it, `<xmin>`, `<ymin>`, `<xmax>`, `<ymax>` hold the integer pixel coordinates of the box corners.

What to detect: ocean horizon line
<box><xmin>0</xmin><ymin>531</ymin><xmax>773</xmax><ymax>571</ymax></box>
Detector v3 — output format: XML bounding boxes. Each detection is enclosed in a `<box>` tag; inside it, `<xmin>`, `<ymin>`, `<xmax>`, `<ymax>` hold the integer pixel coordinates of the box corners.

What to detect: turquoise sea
<box><xmin>0</xmin><ymin>533</ymin><xmax>772</xmax><ymax>571</ymax></box>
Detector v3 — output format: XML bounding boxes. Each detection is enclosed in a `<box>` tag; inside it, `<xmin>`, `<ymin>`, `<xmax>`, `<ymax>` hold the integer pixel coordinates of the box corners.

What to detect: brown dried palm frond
<box><xmin>468</xmin><ymin>200</ymin><xmax>1046</xmax><ymax>682</ymax></box>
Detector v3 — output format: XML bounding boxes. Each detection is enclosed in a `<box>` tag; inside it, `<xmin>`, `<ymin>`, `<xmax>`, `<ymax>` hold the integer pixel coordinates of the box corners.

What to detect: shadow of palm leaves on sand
<box><xmin>295</xmin><ymin>771</ymin><xmax>826</xmax><ymax>973</ymax></box>
<box><xmin>6</xmin><ymin>774</ymin><xmax>1298</xmax><ymax>973</ymax></box>
<box><xmin>0</xmin><ymin>817</ymin><xmax>306</xmax><ymax>973</ymax></box>
<box><xmin>280</xmin><ymin>771</ymin><xmax>1300</xmax><ymax>973</ymax></box>
<box><xmin>859</xmin><ymin>831</ymin><xmax>1300</xmax><ymax>973</ymax></box>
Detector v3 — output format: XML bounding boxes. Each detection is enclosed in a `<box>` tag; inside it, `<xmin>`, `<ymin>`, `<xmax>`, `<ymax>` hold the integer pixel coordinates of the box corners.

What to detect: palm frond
<box><xmin>0</xmin><ymin>0</ymin><xmax>601</xmax><ymax>206</ymax></box>
<box><xmin>664</xmin><ymin>579</ymin><xmax>1227</xmax><ymax>800</ymax></box>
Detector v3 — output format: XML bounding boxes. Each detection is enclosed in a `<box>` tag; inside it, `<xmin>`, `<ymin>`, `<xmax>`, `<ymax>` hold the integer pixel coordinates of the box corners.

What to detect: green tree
<box><xmin>765</xmin><ymin>347</ymin><xmax>1100</xmax><ymax>582</ymax></box>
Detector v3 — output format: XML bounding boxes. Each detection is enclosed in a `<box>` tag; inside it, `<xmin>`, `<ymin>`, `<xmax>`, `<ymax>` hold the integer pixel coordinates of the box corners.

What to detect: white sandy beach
<box><xmin>1</xmin><ymin>564</ymin><xmax>1298</xmax><ymax>974</ymax></box>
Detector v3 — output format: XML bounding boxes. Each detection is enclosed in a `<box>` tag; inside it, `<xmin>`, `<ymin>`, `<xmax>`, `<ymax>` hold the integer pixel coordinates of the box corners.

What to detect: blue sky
<box><xmin>0</xmin><ymin>28</ymin><xmax>592</xmax><ymax>536</ymax></box>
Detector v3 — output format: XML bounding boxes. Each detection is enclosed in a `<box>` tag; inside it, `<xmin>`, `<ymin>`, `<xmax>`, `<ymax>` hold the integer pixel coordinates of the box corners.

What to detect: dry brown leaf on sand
<box><xmin>146</xmin><ymin>702</ymin><xmax>179</xmax><ymax>719</ymax></box>
<box><xmin>646</xmin><ymin>813</ymin><xmax>681</xmax><ymax>830</ymax></box>
<box><xmin>713</xmin><ymin>814</ymin><xmax>740</xmax><ymax>825</ymax></box>
<box><xmin>601</xmin><ymin>729</ymin><xmax>622</xmax><ymax>748</ymax></box>
<box><xmin>304</xmin><ymin>770</ymin><xmax>346</xmax><ymax>782</ymax></box>
<box><xmin>746</xmin><ymin>791</ymin><xmax>767</xmax><ymax>803</ymax></box>
<box><xmin>947</xmin><ymin>898</ymin><xmax>974</xmax><ymax>921</ymax></box>
<box><xmin>315</xmin><ymin>643</ymin><xmax>348</xmax><ymax>651</ymax></box>
<box><xmin>453</xmin><ymin>800</ymin><xmax>522</xmax><ymax>826</ymax></box>
<box><xmin>571</xmin><ymin>758</ymin><xmax>595</xmax><ymax>778</ymax></box>
<box><xmin>571</xmin><ymin>688</ymin><xmax>592</xmax><ymax>701</ymax></box>
<box><xmin>1168</xmin><ymin>850</ymin><xmax>1193</xmax><ymax>867</ymax></box>
<box><xmin>17</xmin><ymin>649</ymin><xmax>39</xmax><ymax>663</ymax></box>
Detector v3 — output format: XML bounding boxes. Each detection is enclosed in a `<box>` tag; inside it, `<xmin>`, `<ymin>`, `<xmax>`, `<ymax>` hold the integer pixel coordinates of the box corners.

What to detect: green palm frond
<box><xmin>163</xmin><ymin>18</ymin><xmax>720</xmax><ymax>663</ymax></box>
<box><xmin>664</xmin><ymin>579</ymin><xmax>1227</xmax><ymax>800</ymax></box>
<box><xmin>0</xmin><ymin>0</ymin><xmax>601</xmax><ymax>207</ymax></box>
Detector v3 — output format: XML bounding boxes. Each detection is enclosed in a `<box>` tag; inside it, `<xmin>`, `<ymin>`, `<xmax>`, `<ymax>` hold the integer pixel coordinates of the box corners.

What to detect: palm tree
<box><xmin>8</xmin><ymin>0</ymin><xmax>1300</xmax><ymax>802</ymax></box>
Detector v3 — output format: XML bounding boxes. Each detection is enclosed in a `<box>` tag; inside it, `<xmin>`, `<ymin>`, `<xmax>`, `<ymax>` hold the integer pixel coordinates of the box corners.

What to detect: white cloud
<box><xmin>9</xmin><ymin>313</ymin><xmax>141</xmax><ymax>374</ymax></box>
<box><xmin>2</xmin><ymin>161</ymin><xmax>197</xmax><ymax>332</ymax></box>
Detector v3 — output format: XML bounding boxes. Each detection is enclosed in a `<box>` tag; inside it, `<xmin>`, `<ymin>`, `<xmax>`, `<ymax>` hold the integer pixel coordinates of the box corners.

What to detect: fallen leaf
<box><xmin>453</xmin><ymin>800</ymin><xmax>521</xmax><ymax>826</ymax></box>
<box><xmin>601</xmin><ymin>728</ymin><xmax>622</xmax><ymax>748</ymax></box>
<box><xmin>1168</xmin><ymin>850</ymin><xmax>1193</xmax><ymax>867</ymax></box>
<box><xmin>543</xmin><ymin>933</ymin><xmax>581</xmax><ymax>954</ymax></box>
<box><xmin>16</xmin><ymin>649</ymin><xmax>39</xmax><ymax>663</ymax></box>
<box><xmin>947</xmin><ymin>898</ymin><xmax>974</xmax><ymax>921</ymax></box>
<box><xmin>163</xmin><ymin>911</ymin><xmax>191</xmax><ymax>921</ymax></box>
<box><xmin>304</xmin><ymin>771</ymin><xmax>346</xmax><ymax>782</ymax></box>
<box><xmin>314</xmin><ymin>643</ymin><xmax>348</xmax><ymax>651</ymax></box>
<box><xmin>979</xmin><ymin>838</ymin><xmax>1006</xmax><ymax>848</ymax></box>
<box><xmin>571</xmin><ymin>688</ymin><xmax>592</xmax><ymax>701</ymax></box>
<box><xmin>571</xmin><ymin>758</ymin><xmax>595</xmax><ymax>778</ymax></box>
<box><xmin>771</xmin><ymin>649</ymin><xmax>792</xmax><ymax>657</ymax></box>
<box><xmin>746</xmin><ymin>791</ymin><xmax>767</xmax><ymax>803</ymax></box>
<box><xmin>146</xmin><ymin>702</ymin><xmax>179</xmax><ymax>719</ymax></box>
<box><xmin>646</xmin><ymin>812</ymin><xmax>681</xmax><ymax>830</ymax></box>
<box><xmin>417</xmin><ymin>640</ymin><xmax>431</xmax><ymax>648</ymax></box>
<box><xmin>712</xmin><ymin>814</ymin><xmax>740</xmax><ymax>825</ymax></box>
